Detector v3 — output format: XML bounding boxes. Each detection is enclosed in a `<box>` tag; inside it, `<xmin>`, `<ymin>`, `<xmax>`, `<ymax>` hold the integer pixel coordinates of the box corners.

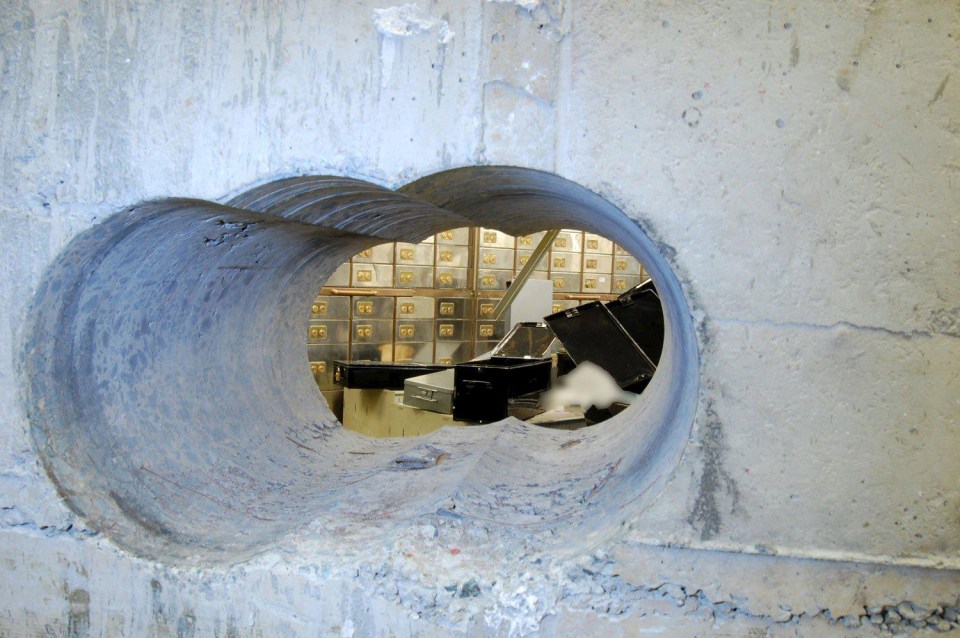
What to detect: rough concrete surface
<box><xmin>1</xmin><ymin>0</ymin><xmax>958</xmax><ymax>635</ymax></box>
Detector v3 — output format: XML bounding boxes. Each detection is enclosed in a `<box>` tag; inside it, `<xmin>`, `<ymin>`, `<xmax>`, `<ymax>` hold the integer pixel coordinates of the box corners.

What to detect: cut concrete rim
<box><xmin>20</xmin><ymin>166</ymin><xmax>699</xmax><ymax>564</ymax></box>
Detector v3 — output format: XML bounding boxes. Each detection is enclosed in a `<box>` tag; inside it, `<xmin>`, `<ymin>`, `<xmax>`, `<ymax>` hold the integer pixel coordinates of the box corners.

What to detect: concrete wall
<box><xmin>1</xmin><ymin>0</ymin><xmax>958</xmax><ymax>634</ymax></box>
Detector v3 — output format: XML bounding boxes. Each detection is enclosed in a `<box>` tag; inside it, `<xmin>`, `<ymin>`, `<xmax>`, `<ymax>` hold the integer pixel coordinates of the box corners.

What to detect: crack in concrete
<box><xmin>712</xmin><ymin>316</ymin><xmax>960</xmax><ymax>341</ymax></box>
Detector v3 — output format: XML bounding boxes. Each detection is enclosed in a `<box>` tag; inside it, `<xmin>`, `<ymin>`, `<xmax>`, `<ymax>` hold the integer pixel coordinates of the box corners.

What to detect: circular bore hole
<box><xmin>22</xmin><ymin>167</ymin><xmax>698</xmax><ymax>564</ymax></box>
<box><xmin>307</xmin><ymin>226</ymin><xmax>663</xmax><ymax>436</ymax></box>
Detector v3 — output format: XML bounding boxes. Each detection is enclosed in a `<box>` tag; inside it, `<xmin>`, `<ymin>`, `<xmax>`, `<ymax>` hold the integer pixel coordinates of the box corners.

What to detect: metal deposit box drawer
<box><xmin>550</xmin><ymin>251</ymin><xmax>581</xmax><ymax>273</ymax></box>
<box><xmin>308</xmin><ymin>320</ymin><xmax>350</xmax><ymax>344</ymax></box>
<box><xmin>395</xmin><ymin>242</ymin><xmax>435</xmax><ymax>265</ymax></box>
<box><xmin>552</xmin><ymin>231</ymin><xmax>582</xmax><ymax>252</ymax></box>
<box><xmin>436</xmin><ymin>320</ymin><xmax>470</xmax><ymax>341</ymax></box>
<box><xmin>436</xmin><ymin>245</ymin><xmax>469</xmax><ymax>268</ymax></box>
<box><xmin>551</xmin><ymin>273</ymin><xmax>581</xmax><ymax>292</ymax></box>
<box><xmin>353</xmin><ymin>296</ymin><xmax>394</xmax><ymax>320</ymax></box>
<box><xmin>434</xmin><ymin>227</ymin><xmax>470</xmax><ymax>245</ymax></box>
<box><xmin>395</xmin><ymin>319</ymin><xmax>434</xmax><ymax>342</ymax></box>
<box><xmin>583</xmin><ymin>255</ymin><xmax>613</xmax><ymax>274</ymax></box>
<box><xmin>352</xmin><ymin>319</ymin><xmax>393</xmax><ymax>344</ymax></box>
<box><xmin>437</xmin><ymin>297</ymin><xmax>473</xmax><ymax>320</ymax></box>
<box><xmin>478</xmin><ymin>228</ymin><xmax>515</xmax><ymax>249</ymax></box>
<box><xmin>516</xmin><ymin>250</ymin><xmax>549</xmax><ymax>272</ymax></box>
<box><xmin>584</xmin><ymin>233</ymin><xmax>613</xmax><ymax>254</ymax></box>
<box><xmin>435</xmin><ymin>268</ymin><xmax>469</xmax><ymax>290</ymax></box>
<box><xmin>582</xmin><ymin>274</ymin><xmax>612</xmax><ymax>294</ymax></box>
<box><xmin>478</xmin><ymin>247</ymin><xmax>515</xmax><ymax>271</ymax></box>
<box><xmin>477</xmin><ymin>268</ymin><xmax>512</xmax><ymax>291</ymax></box>
<box><xmin>435</xmin><ymin>341</ymin><xmax>471</xmax><ymax>365</ymax></box>
<box><xmin>516</xmin><ymin>231</ymin><xmax>547</xmax><ymax>249</ymax></box>
<box><xmin>351</xmin><ymin>264</ymin><xmax>394</xmax><ymax>287</ymax></box>
<box><xmin>403</xmin><ymin>368</ymin><xmax>456</xmax><ymax>414</ymax></box>
<box><xmin>352</xmin><ymin>243</ymin><xmax>395</xmax><ymax>264</ymax></box>
<box><xmin>310</xmin><ymin>295</ymin><xmax>350</xmax><ymax>320</ymax></box>
<box><xmin>396</xmin><ymin>296</ymin><xmax>435</xmax><ymax>319</ymax></box>
<box><xmin>395</xmin><ymin>265</ymin><xmax>434</xmax><ymax>288</ymax></box>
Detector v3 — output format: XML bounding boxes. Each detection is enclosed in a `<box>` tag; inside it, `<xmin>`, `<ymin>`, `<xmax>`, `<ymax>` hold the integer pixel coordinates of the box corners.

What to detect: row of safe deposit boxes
<box><xmin>308</xmin><ymin>228</ymin><xmax>647</xmax><ymax>398</ymax></box>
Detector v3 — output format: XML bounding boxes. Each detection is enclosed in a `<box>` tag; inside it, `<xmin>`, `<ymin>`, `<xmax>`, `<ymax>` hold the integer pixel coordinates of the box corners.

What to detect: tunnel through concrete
<box><xmin>21</xmin><ymin>166</ymin><xmax>699</xmax><ymax>564</ymax></box>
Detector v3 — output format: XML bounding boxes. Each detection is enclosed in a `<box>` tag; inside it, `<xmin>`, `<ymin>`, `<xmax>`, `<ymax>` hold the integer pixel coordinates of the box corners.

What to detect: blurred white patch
<box><xmin>541</xmin><ymin>361</ymin><xmax>636</xmax><ymax>411</ymax></box>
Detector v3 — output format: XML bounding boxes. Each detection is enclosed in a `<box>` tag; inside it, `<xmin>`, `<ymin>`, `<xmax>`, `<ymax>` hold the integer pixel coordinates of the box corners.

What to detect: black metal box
<box><xmin>606</xmin><ymin>280</ymin><xmax>664</xmax><ymax>365</ymax></box>
<box><xmin>544</xmin><ymin>301</ymin><xmax>656</xmax><ymax>389</ymax></box>
<box><xmin>453</xmin><ymin>357</ymin><xmax>552</xmax><ymax>423</ymax></box>
<box><xmin>333</xmin><ymin>361</ymin><xmax>451</xmax><ymax>390</ymax></box>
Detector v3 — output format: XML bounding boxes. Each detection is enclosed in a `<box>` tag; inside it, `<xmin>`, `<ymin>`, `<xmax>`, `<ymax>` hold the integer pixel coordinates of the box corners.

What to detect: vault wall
<box><xmin>1</xmin><ymin>0</ymin><xmax>957</xmax><ymax>634</ymax></box>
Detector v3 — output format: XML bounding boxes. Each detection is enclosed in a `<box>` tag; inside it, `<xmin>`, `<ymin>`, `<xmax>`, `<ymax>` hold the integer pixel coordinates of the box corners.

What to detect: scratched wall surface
<box><xmin>1</xmin><ymin>0</ymin><xmax>959</xmax><ymax>635</ymax></box>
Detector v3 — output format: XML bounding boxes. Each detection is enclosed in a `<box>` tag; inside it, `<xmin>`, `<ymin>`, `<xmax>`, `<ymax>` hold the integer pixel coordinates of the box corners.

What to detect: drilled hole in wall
<box><xmin>21</xmin><ymin>167</ymin><xmax>698</xmax><ymax>565</ymax></box>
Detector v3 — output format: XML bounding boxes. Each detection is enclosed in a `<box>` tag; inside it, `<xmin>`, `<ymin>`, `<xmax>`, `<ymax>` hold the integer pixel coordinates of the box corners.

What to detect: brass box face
<box><xmin>516</xmin><ymin>250</ymin><xmax>548</xmax><ymax>272</ymax></box>
<box><xmin>477</xmin><ymin>300</ymin><xmax>499</xmax><ymax>319</ymax></box>
<box><xmin>478</xmin><ymin>247</ymin><xmax>514</xmax><ymax>270</ymax></box>
<box><xmin>351</xmin><ymin>264</ymin><xmax>393</xmax><ymax>287</ymax></box>
<box><xmin>479</xmin><ymin>228</ymin><xmax>515</xmax><ymax>249</ymax></box>
<box><xmin>395</xmin><ymin>242</ymin><xmax>435</xmax><ymax>265</ymax></box>
<box><xmin>437</xmin><ymin>297</ymin><xmax>472</xmax><ymax>319</ymax></box>
<box><xmin>477</xmin><ymin>321</ymin><xmax>507</xmax><ymax>341</ymax></box>
<box><xmin>308</xmin><ymin>320</ymin><xmax>350</xmax><ymax>344</ymax></box>
<box><xmin>584</xmin><ymin>233</ymin><xmax>614</xmax><ymax>254</ymax></box>
<box><xmin>436</xmin><ymin>245</ymin><xmax>469</xmax><ymax>268</ymax></box>
<box><xmin>614</xmin><ymin>256</ymin><xmax>641</xmax><ymax>275</ymax></box>
<box><xmin>311</xmin><ymin>295</ymin><xmax>350</xmax><ymax>319</ymax></box>
<box><xmin>583</xmin><ymin>255</ymin><xmax>613</xmax><ymax>274</ymax></box>
<box><xmin>436</xmin><ymin>320</ymin><xmax>469</xmax><ymax>341</ymax></box>
<box><xmin>477</xmin><ymin>268</ymin><xmax>512</xmax><ymax>291</ymax></box>
<box><xmin>352</xmin><ymin>243</ymin><xmax>395</xmax><ymax>264</ymax></box>
<box><xmin>352</xmin><ymin>319</ymin><xmax>392</xmax><ymax>343</ymax></box>
<box><xmin>551</xmin><ymin>251</ymin><xmax>582</xmax><ymax>273</ymax></box>
<box><xmin>354</xmin><ymin>296</ymin><xmax>394</xmax><ymax>320</ymax></box>
<box><xmin>435</xmin><ymin>267</ymin><xmax>469</xmax><ymax>289</ymax></box>
<box><xmin>308</xmin><ymin>344</ymin><xmax>349</xmax><ymax>389</ymax></box>
<box><xmin>551</xmin><ymin>273</ymin><xmax>581</xmax><ymax>292</ymax></box>
<box><xmin>396</xmin><ymin>296</ymin><xmax>435</xmax><ymax>319</ymax></box>
<box><xmin>613</xmin><ymin>275</ymin><xmax>643</xmax><ymax>293</ymax></box>
<box><xmin>434</xmin><ymin>227</ymin><xmax>470</xmax><ymax>245</ymax></box>
<box><xmin>516</xmin><ymin>231</ymin><xmax>547</xmax><ymax>248</ymax></box>
<box><xmin>582</xmin><ymin>275</ymin><xmax>612</xmax><ymax>294</ymax></box>
<box><xmin>395</xmin><ymin>319</ymin><xmax>434</xmax><ymax>342</ymax></box>
<box><xmin>552</xmin><ymin>230</ymin><xmax>582</xmax><ymax>252</ymax></box>
<box><xmin>395</xmin><ymin>265</ymin><xmax>434</xmax><ymax>288</ymax></box>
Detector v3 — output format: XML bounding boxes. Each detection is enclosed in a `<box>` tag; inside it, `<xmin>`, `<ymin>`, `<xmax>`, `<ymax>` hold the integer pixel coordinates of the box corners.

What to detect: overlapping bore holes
<box><xmin>22</xmin><ymin>166</ymin><xmax>699</xmax><ymax>564</ymax></box>
<box><xmin>309</xmin><ymin>224</ymin><xmax>664</xmax><ymax>436</ymax></box>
